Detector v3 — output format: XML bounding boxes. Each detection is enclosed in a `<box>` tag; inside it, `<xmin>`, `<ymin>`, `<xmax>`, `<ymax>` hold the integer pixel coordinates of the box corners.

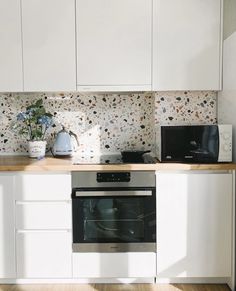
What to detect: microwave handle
<box><xmin>74</xmin><ymin>190</ymin><xmax>153</xmax><ymax>197</ymax></box>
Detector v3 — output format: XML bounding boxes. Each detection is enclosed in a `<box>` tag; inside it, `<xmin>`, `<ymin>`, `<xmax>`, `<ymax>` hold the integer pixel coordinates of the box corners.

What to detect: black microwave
<box><xmin>156</xmin><ymin>125</ymin><xmax>232</xmax><ymax>163</ymax></box>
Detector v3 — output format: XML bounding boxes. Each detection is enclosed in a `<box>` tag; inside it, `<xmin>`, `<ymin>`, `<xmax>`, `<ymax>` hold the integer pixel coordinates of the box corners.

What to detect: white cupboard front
<box><xmin>0</xmin><ymin>0</ymin><xmax>23</xmax><ymax>91</ymax></box>
<box><xmin>15</xmin><ymin>172</ymin><xmax>72</xmax><ymax>279</ymax></box>
<box><xmin>21</xmin><ymin>0</ymin><xmax>76</xmax><ymax>91</ymax></box>
<box><xmin>16</xmin><ymin>231</ymin><xmax>72</xmax><ymax>278</ymax></box>
<box><xmin>73</xmin><ymin>253</ymin><xmax>156</xmax><ymax>278</ymax></box>
<box><xmin>153</xmin><ymin>0</ymin><xmax>222</xmax><ymax>91</ymax></box>
<box><xmin>15</xmin><ymin>201</ymin><xmax>72</xmax><ymax>230</ymax></box>
<box><xmin>156</xmin><ymin>171</ymin><xmax>232</xmax><ymax>279</ymax></box>
<box><xmin>15</xmin><ymin>172</ymin><xmax>71</xmax><ymax>201</ymax></box>
<box><xmin>0</xmin><ymin>174</ymin><xmax>15</xmax><ymax>278</ymax></box>
<box><xmin>76</xmin><ymin>0</ymin><xmax>152</xmax><ymax>91</ymax></box>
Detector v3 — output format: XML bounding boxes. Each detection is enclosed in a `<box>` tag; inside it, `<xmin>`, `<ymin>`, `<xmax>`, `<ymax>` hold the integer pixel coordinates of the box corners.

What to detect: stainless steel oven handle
<box><xmin>74</xmin><ymin>190</ymin><xmax>152</xmax><ymax>197</ymax></box>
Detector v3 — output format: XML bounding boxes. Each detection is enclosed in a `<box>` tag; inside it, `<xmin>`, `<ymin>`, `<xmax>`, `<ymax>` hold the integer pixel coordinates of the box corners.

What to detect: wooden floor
<box><xmin>0</xmin><ymin>284</ymin><xmax>230</xmax><ymax>291</ymax></box>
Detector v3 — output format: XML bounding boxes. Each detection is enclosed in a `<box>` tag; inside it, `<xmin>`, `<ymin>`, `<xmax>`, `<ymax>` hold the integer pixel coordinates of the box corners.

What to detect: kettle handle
<box><xmin>69</xmin><ymin>130</ymin><xmax>79</xmax><ymax>147</ymax></box>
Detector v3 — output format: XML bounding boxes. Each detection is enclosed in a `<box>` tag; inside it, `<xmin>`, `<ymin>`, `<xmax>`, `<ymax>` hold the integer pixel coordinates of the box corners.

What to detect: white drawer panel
<box><xmin>16</xmin><ymin>202</ymin><xmax>72</xmax><ymax>230</ymax></box>
<box><xmin>72</xmin><ymin>252</ymin><xmax>156</xmax><ymax>278</ymax></box>
<box><xmin>15</xmin><ymin>173</ymin><xmax>71</xmax><ymax>201</ymax></box>
<box><xmin>16</xmin><ymin>231</ymin><xmax>72</xmax><ymax>278</ymax></box>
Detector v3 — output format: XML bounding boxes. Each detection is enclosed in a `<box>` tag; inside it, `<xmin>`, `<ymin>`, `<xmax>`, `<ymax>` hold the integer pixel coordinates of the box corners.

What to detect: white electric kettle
<box><xmin>52</xmin><ymin>126</ymin><xmax>79</xmax><ymax>157</ymax></box>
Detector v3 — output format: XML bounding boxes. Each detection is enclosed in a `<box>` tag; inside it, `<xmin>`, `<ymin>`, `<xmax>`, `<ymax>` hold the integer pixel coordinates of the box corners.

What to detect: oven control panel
<box><xmin>97</xmin><ymin>172</ymin><xmax>131</xmax><ymax>183</ymax></box>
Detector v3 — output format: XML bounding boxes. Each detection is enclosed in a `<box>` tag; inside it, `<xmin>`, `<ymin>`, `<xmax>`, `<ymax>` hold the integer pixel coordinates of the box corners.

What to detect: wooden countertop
<box><xmin>0</xmin><ymin>156</ymin><xmax>235</xmax><ymax>172</ymax></box>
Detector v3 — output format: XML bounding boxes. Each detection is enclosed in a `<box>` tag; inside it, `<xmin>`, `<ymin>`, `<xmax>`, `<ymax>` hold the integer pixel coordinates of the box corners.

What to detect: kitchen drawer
<box><xmin>72</xmin><ymin>252</ymin><xmax>156</xmax><ymax>278</ymax></box>
<box><xmin>16</xmin><ymin>230</ymin><xmax>72</xmax><ymax>278</ymax></box>
<box><xmin>15</xmin><ymin>173</ymin><xmax>71</xmax><ymax>201</ymax></box>
<box><xmin>16</xmin><ymin>201</ymin><xmax>72</xmax><ymax>230</ymax></box>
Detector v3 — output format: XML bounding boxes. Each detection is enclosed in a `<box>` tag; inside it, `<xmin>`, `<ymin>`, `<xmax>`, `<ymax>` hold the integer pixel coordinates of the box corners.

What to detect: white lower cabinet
<box><xmin>16</xmin><ymin>231</ymin><xmax>72</xmax><ymax>278</ymax></box>
<box><xmin>15</xmin><ymin>172</ymin><xmax>72</xmax><ymax>279</ymax></box>
<box><xmin>72</xmin><ymin>253</ymin><xmax>156</xmax><ymax>278</ymax></box>
<box><xmin>15</xmin><ymin>172</ymin><xmax>71</xmax><ymax>201</ymax></box>
<box><xmin>1</xmin><ymin>170</ymin><xmax>233</xmax><ymax>282</ymax></box>
<box><xmin>156</xmin><ymin>171</ymin><xmax>233</xmax><ymax>279</ymax></box>
<box><xmin>0</xmin><ymin>174</ymin><xmax>16</xmax><ymax>278</ymax></box>
<box><xmin>16</xmin><ymin>201</ymin><xmax>71</xmax><ymax>230</ymax></box>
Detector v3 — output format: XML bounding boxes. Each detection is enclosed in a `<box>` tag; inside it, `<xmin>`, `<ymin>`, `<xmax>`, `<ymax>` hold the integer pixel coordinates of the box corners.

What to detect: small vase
<box><xmin>28</xmin><ymin>140</ymin><xmax>47</xmax><ymax>158</ymax></box>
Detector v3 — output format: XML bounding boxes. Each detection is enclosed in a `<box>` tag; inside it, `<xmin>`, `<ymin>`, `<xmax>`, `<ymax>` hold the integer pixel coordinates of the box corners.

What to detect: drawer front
<box><xmin>72</xmin><ymin>252</ymin><xmax>156</xmax><ymax>278</ymax></box>
<box><xmin>15</xmin><ymin>173</ymin><xmax>71</xmax><ymax>201</ymax></box>
<box><xmin>16</xmin><ymin>202</ymin><xmax>72</xmax><ymax>230</ymax></box>
<box><xmin>16</xmin><ymin>231</ymin><xmax>72</xmax><ymax>278</ymax></box>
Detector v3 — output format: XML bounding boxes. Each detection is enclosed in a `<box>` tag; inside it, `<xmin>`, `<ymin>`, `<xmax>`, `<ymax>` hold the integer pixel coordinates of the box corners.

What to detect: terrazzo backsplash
<box><xmin>0</xmin><ymin>91</ymin><xmax>217</xmax><ymax>155</ymax></box>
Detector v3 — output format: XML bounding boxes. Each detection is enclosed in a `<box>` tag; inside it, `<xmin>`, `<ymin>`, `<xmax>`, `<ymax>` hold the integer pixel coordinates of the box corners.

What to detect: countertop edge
<box><xmin>0</xmin><ymin>156</ymin><xmax>235</xmax><ymax>171</ymax></box>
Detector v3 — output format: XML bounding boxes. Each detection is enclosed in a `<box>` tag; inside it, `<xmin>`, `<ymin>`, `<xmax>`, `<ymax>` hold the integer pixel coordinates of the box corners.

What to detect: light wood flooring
<box><xmin>0</xmin><ymin>284</ymin><xmax>230</xmax><ymax>291</ymax></box>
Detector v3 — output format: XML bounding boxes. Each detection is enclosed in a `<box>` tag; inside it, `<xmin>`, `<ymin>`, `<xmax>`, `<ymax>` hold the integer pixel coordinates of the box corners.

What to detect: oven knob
<box><xmin>223</xmin><ymin>144</ymin><xmax>229</xmax><ymax>152</ymax></box>
<box><xmin>223</xmin><ymin>133</ymin><xmax>230</xmax><ymax>140</ymax></box>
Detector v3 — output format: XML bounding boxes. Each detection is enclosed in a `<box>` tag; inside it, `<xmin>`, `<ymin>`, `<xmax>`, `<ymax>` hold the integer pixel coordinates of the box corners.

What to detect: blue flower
<box><xmin>38</xmin><ymin>115</ymin><xmax>53</xmax><ymax>128</ymax></box>
<box><xmin>17</xmin><ymin>112</ymin><xmax>27</xmax><ymax>121</ymax></box>
<box><xmin>26</xmin><ymin>108</ymin><xmax>36</xmax><ymax>117</ymax></box>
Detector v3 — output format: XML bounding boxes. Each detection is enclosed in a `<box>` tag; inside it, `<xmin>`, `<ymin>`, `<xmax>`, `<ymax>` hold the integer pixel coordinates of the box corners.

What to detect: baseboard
<box><xmin>0</xmin><ymin>277</ymin><xmax>155</xmax><ymax>284</ymax></box>
<box><xmin>0</xmin><ymin>277</ymin><xmax>231</xmax><ymax>287</ymax></box>
<box><xmin>156</xmin><ymin>277</ymin><xmax>232</xmax><ymax>288</ymax></box>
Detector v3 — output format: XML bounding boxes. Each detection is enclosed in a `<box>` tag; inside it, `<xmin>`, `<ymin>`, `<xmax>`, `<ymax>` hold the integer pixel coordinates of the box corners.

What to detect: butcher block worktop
<box><xmin>0</xmin><ymin>156</ymin><xmax>235</xmax><ymax>172</ymax></box>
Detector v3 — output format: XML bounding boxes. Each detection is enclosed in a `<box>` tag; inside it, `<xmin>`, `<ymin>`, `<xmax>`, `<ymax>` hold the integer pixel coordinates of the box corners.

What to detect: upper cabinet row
<box><xmin>0</xmin><ymin>0</ymin><xmax>76</xmax><ymax>92</ymax></box>
<box><xmin>0</xmin><ymin>0</ymin><xmax>222</xmax><ymax>92</ymax></box>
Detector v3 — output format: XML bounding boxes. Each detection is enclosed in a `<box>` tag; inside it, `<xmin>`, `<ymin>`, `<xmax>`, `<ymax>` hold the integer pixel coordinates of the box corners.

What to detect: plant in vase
<box><xmin>13</xmin><ymin>99</ymin><xmax>53</xmax><ymax>158</ymax></box>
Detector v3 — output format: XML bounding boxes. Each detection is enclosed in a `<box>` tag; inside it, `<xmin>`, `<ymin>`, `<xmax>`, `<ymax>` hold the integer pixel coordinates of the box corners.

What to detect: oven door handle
<box><xmin>74</xmin><ymin>190</ymin><xmax>153</xmax><ymax>197</ymax></box>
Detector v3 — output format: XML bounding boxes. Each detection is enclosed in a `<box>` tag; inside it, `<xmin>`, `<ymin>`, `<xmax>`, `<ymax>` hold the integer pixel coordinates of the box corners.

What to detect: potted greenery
<box><xmin>13</xmin><ymin>99</ymin><xmax>53</xmax><ymax>158</ymax></box>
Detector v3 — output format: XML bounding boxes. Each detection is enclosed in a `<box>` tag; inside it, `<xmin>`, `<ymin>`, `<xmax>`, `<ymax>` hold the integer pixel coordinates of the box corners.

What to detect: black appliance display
<box><xmin>72</xmin><ymin>171</ymin><xmax>156</xmax><ymax>253</ymax></box>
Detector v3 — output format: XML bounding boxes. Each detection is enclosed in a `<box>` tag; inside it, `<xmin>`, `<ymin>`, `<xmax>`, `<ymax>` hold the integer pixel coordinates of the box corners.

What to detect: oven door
<box><xmin>72</xmin><ymin>187</ymin><xmax>156</xmax><ymax>252</ymax></box>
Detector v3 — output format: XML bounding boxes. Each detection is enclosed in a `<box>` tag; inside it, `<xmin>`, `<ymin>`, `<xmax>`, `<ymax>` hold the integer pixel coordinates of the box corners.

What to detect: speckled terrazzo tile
<box><xmin>0</xmin><ymin>91</ymin><xmax>217</xmax><ymax>155</ymax></box>
<box><xmin>154</xmin><ymin>91</ymin><xmax>217</xmax><ymax>125</ymax></box>
<box><xmin>0</xmin><ymin>92</ymin><xmax>155</xmax><ymax>155</ymax></box>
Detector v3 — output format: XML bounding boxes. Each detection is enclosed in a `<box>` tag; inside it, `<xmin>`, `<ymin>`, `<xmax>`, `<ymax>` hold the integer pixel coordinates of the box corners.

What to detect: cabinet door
<box><xmin>0</xmin><ymin>0</ymin><xmax>23</xmax><ymax>91</ymax></box>
<box><xmin>21</xmin><ymin>0</ymin><xmax>76</xmax><ymax>91</ymax></box>
<box><xmin>153</xmin><ymin>0</ymin><xmax>222</xmax><ymax>91</ymax></box>
<box><xmin>76</xmin><ymin>0</ymin><xmax>152</xmax><ymax>91</ymax></box>
<box><xmin>16</xmin><ymin>231</ymin><xmax>72</xmax><ymax>278</ymax></box>
<box><xmin>0</xmin><ymin>174</ymin><xmax>15</xmax><ymax>278</ymax></box>
<box><xmin>157</xmin><ymin>171</ymin><xmax>232</xmax><ymax>278</ymax></box>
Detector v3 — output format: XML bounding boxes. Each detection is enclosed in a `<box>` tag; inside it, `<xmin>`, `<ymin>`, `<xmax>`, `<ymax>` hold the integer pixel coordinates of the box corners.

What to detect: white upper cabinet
<box><xmin>0</xmin><ymin>0</ymin><xmax>23</xmax><ymax>92</ymax></box>
<box><xmin>153</xmin><ymin>0</ymin><xmax>222</xmax><ymax>91</ymax></box>
<box><xmin>21</xmin><ymin>0</ymin><xmax>76</xmax><ymax>91</ymax></box>
<box><xmin>76</xmin><ymin>0</ymin><xmax>152</xmax><ymax>91</ymax></box>
<box><xmin>0</xmin><ymin>0</ymin><xmax>223</xmax><ymax>92</ymax></box>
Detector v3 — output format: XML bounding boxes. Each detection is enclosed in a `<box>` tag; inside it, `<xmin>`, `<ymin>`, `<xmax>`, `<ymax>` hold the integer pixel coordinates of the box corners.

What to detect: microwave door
<box><xmin>161</xmin><ymin>125</ymin><xmax>219</xmax><ymax>163</ymax></box>
<box><xmin>161</xmin><ymin>126</ymin><xmax>191</xmax><ymax>162</ymax></box>
<box><xmin>189</xmin><ymin>126</ymin><xmax>219</xmax><ymax>162</ymax></box>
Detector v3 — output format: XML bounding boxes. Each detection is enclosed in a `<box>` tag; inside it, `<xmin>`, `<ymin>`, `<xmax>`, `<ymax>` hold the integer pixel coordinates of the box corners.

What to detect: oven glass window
<box><xmin>72</xmin><ymin>193</ymin><xmax>156</xmax><ymax>244</ymax></box>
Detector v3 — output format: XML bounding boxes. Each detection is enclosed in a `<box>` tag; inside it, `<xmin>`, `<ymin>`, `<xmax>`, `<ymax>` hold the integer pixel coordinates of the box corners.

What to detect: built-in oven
<box><xmin>71</xmin><ymin>171</ymin><xmax>156</xmax><ymax>253</ymax></box>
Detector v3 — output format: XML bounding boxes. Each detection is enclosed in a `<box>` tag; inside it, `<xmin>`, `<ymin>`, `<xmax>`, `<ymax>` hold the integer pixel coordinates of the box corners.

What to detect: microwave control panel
<box><xmin>218</xmin><ymin>124</ymin><xmax>232</xmax><ymax>162</ymax></box>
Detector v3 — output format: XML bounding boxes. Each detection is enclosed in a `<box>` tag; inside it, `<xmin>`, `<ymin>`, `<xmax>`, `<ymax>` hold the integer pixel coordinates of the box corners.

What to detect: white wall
<box><xmin>223</xmin><ymin>0</ymin><xmax>236</xmax><ymax>40</ymax></box>
<box><xmin>218</xmin><ymin>31</ymin><xmax>236</xmax><ymax>161</ymax></box>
